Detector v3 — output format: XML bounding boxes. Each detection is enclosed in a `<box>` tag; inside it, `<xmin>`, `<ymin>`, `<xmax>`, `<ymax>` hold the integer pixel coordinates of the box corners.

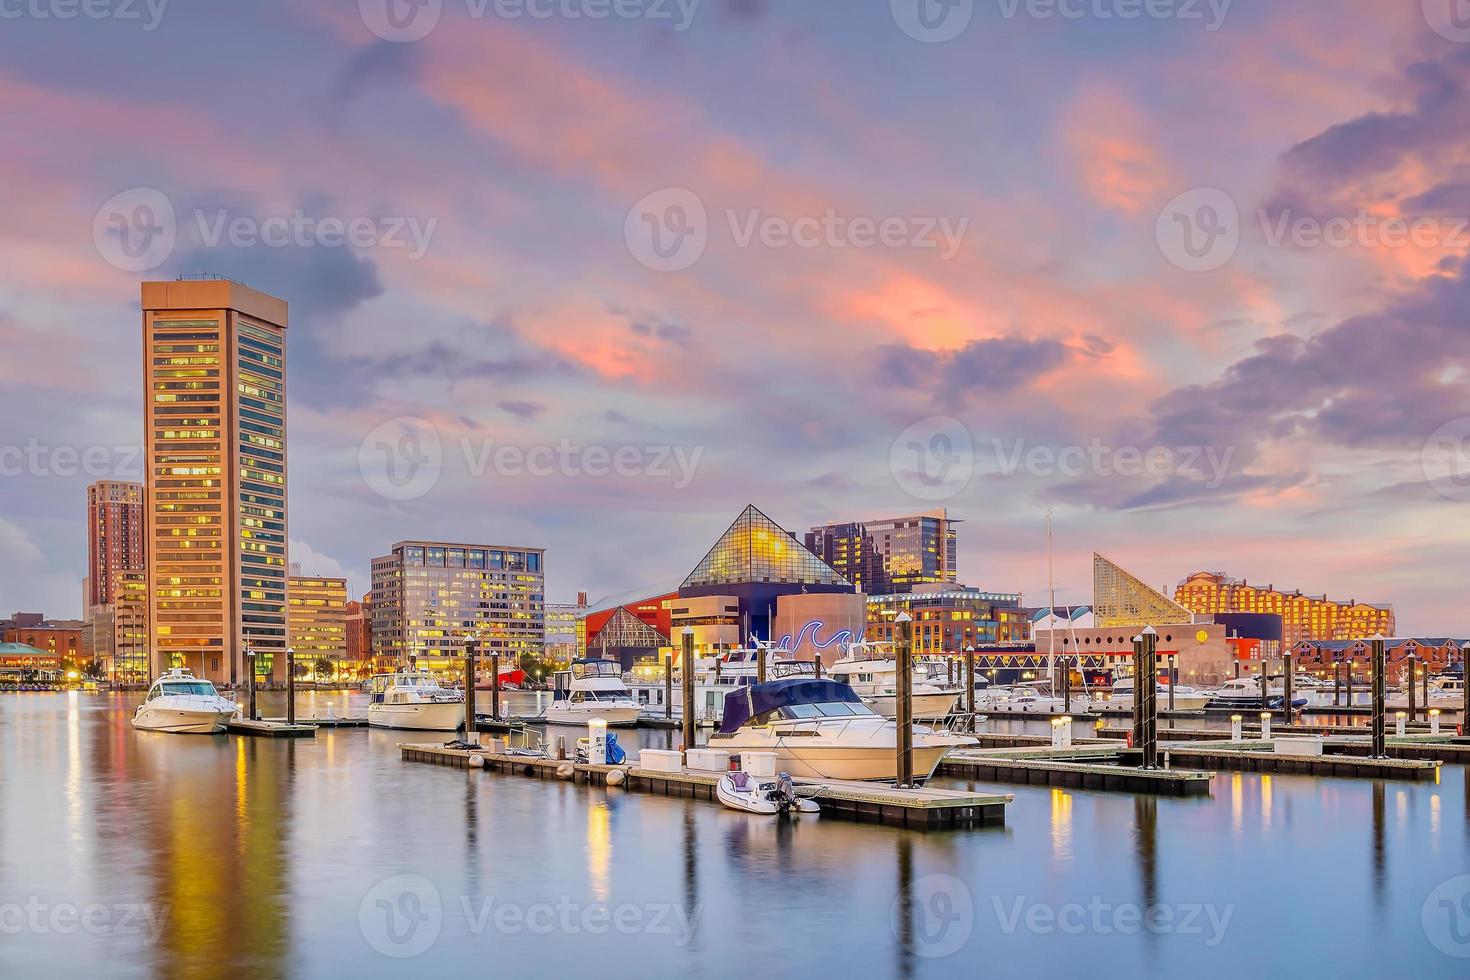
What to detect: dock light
<box><xmin>1050</xmin><ymin>715</ymin><xmax>1065</xmax><ymax>748</ymax></box>
<box><xmin>1231</xmin><ymin>714</ymin><xmax>1243</xmax><ymax>740</ymax></box>
<box><xmin>1395</xmin><ymin>710</ymin><xmax>1407</xmax><ymax>737</ymax></box>
<box><xmin>588</xmin><ymin>717</ymin><xmax>609</xmax><ymax>765</ymax></box>
<box><xmin>1430</xmin><ymin>708</ymin><xmax>1442</xmax><ymax>736</ymax></box>
<box><xmin>1095</xmin><ymin>717</ymin><xmax>1106</xmax><ymax>732</ymax></box>
<box><xmin>1259</xmin><ymin>710</ymin><xmax>1273</xmax><ymax>740</ymax></box>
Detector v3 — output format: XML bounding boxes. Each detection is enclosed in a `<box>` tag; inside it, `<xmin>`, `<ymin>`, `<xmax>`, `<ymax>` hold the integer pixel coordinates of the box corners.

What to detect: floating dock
<box><xmin>940</xmin><ymin>748</ymin><xmax>1214</xmax><ymax>796</ymax></box>
<box><xmin>1127</xmin><ymin>745</ymin><xmax>1441</xmax><ymax>781</ymax></box>
<box><xmin>227</xmin><ymin>718</ymin><xmax>318</xmax><ymax>738</ymax></box>
<box><xmin>401</xmin><ymin>743</ymin><xmax>1011</xmax><ymax>830</ymax></box>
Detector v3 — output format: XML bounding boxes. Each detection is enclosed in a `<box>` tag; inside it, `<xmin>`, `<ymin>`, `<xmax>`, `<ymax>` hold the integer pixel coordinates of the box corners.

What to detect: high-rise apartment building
<box><xmin>287</xmin><ymin>575</ymin><xmax>349</xmax><ymax>679</ymax></box>
<box><xmin>1175</xmin><ymin>571</ymin><xmax>1395</xmax><ymax>646</ymax></box>
<box><xmin>87</xmin><ymin>480</ymin><xmax>145</xmax><ymax>609</ymax></box>
<box><xmin>142</xmin><ymin>277</ymin><xmax>288</xmax><ymax>683</ymax></box>
<box><xmin>806</xmin><ymin>509</ymin><xmax>959</xmax><ymax>595</ymax></box>
<box><xmin>370</xmin><ymin>541</ymin><xmax>545</xmax><ymax>674</ymax></box>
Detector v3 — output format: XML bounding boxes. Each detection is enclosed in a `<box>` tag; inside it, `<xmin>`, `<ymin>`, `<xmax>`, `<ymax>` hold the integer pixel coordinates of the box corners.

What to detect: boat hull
<box><xmin>543</xmin><ymin>704</ymin><xmax>642</xmax><ymax>727</ymax></box>
<box><xmin>866</xmin><ymin>691</ymin><xmax>961</xmax><ymax>720</ymax></box>
<box><xmin>367</xmin><ymin>702</ymin><xmax>465</xmax><ymax>731</ymax></box>
<box><xmin>717</xmin><ymin>738</ymin><xmax>949</xmax><ymax>782</ymax></box>
<box><xmin>132</xmin><ymin>706</ymin><xmax>234</xmax><ymax>734</ymax></box>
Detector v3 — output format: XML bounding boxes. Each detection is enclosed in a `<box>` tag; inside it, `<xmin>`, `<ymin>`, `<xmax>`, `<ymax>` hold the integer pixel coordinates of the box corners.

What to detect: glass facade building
<box><xmin>370</xmin><ymin>541</ymin><xmax>545</xmax><ymax>675</ymax></box>
<box><xmin>142</xmin><ymin>279</ymin><xmax>289</xmax><ymax>684</ymax></box>
<box><xmin>806</xmin><ymin>510</ymin><xmax>958</xmax><ymax>595</ymax></box>
<box><xmin>866</xmin><ymin>588</ymin><xmax>1029</xmax><ymax>653</ymax></box>
<box><xmin>287</xmin><ymin>576</ymin><xmax>349</xmax><ymax>680</ymax></box>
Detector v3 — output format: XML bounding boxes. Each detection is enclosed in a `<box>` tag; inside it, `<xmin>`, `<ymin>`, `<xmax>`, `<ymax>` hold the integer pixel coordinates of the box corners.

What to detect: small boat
<box><xmin>367</xmin><ymin>670</ymin><xmax>465</xmax><ymax>731</ymax></box>
<box><xmin>716</xmin><ymin>770</ymin><xmax>821</xmax><ymax>815</ymax></box>
<box><xmin>1104</xmin><ymin>676</ymin><xmax>1212</xmax><ymax>712</ymax></box>
<box><xmin>132</xmin><ymin>668</ymin><xmax>238</xmax><ymax>734</ymax></box>
<box><xmin>544</xmin><ymin>659</ymin><xmax>641</xmax><ymax>727</ymax></box>
<box><xmin>828</xmin><ymin>642</ymin><xmax>963</xmax><ymax>720</ymax></box>
<box><xmin>1205</xmin><ymin>677</ymin><xmax>1308</xmax><ymax>711</ymax></box>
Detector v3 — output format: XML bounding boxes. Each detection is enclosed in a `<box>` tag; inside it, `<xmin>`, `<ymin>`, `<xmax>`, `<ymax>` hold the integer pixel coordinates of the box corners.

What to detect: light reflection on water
<box><xmin>0</xmin><ymin>693</ymin><xmax>1466</xmax><ymax>979</ymax></box>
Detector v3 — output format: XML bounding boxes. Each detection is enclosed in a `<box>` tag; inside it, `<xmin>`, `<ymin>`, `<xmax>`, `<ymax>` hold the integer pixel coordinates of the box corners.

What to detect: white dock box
<box><xmin>742</xmin><ymin>751</ymin><xmax>778</xmax><ymax>778</ymax></box>
<box><xmin>638</xmin><ymin>749</ymin><xmax>684</xmax><ymax>772</ymax></box>
<box><xmin>1274</xmin><ymin>736</ymin><xmax>1324</xmax><ymax>756</ymax></box>
<box><xmin>685</xmin><ymin>748</ymin><xmax>731</xmax><ymax>772</ymax></box>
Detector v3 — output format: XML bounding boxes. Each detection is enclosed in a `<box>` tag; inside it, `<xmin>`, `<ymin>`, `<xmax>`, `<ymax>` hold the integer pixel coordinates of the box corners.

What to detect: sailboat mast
<box><xmin>1047</xmin><ymin>512</ymin><xmax>1056</xmax><ymax>684</ymax></box>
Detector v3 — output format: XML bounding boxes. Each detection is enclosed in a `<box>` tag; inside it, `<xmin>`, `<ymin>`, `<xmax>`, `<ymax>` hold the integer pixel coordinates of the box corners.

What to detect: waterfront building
<box><xmin>544</xmin><ymin>595</ymin><xmax>588</xmax><ymax>664</ymax></box>
<box><xmin>866</xmin><ymin>586</ymin><xmax>1029</xmax><ymax>655</ymax></box>
<box><xmin>1175</xmin><ymin>571</ymin><xmax>1396</xmax><ymax>646</ymax></box>
<box><xmin>1092</xmin><ymin>553</ymin><xmax>1201</xmax><ymax>629</ymax></box>
<box><xmin>1292</xmin><ymin>637</ymin><xmax>1467</xmax><ymax>678</ymax></box>
<box><xmin>89</xmin><ymin>571</ymin><xmax>150</xmax><ymax>685</ymax></box>
<box><xmin>369</xmin><ymin>541</ymin><xmax>545</xmax><ymax>675</ymax></box>
<box><xmin>142</xmin><ymin>277</ymin><xmax>289</xmax><ymax>684</ymax></box>
<box><xmin>87</xmin><ymin>480</ymin><xmax>144</xmax><ymax>609</ymax></box>
<box><xmin>1034</xmin><ymin>622</ymin><xmax>1238</xmax><ymax>686</ymax></box>
<box><xmin>0</xmin><ymin>642</ymin><xmax>60</xmax><ymax>684</ymax></box>
<box><xmin>345</xmin><ymin>596</ymin><xmax>373</xmax><ymax>669</ymax></box>
<box><xmin>2</xmin><ymin>620</ymin><xmax>88</xmax><ymax>672</ymax></box>
<box><xmin>805</xmin><ymin>509</ymin><xmax>959</xmax><ymax>595</ymax></box>
<box><xmin>287</xmin><ymin>575</ymin><xmax>349</xmax><ymax>681</ymax></box>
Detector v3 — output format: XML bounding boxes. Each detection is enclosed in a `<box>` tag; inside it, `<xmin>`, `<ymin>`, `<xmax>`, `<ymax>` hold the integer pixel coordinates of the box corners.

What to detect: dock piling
<box><xmin>246</xmin><ymin>645</ymin><xmax>257</xmax><ymax>722</ymax></box>
<box><xmin>895</xmin><ymin>611</ymin><xmax>915</xmax><ymax>789</ymax></box>
<box><xmin>965</xmin><ymin>645</ymin><xmax>976</xmax><ymax>719</ymax></box>
<box><xmin>286</xmin><ymin>646</ymin><xmax>296</xmax><ymax>726</ymax></box>
<box><xmin>1283</xmin><ymin>651</ymin><xmax>1293</xmax><ymax>722</ymax></box>
<box><xmin>464</xmin><ymin>639</ymin><xmax>477</xmax><ymax>734</ymax></box>
<box><xmin>1137</xmin><ymin>627</ymin><xmax>1159</xmax><ymax>769</ymax></box>
<box><xmin>1421</xmin><ymin>655</ymin><xmax>1430</xmax><ymax>722</ymax></box>
<box><xmin>490</xmin><ymin>653</ymin><xmax>501</xmax><ymax>721</ymax></box>
<box><xmin>664</xmin><ymin>652</ymin><xmax>673</xmax><ymax>720</ymax></box>
<box><xmin>1370</xmin><ymin>634</ymin><xmax>1387</xmax><ymax>758</ymax></box>
<box><xmin>1407</xmin><ymin>654</ymin><xmax>1417</xmax><ymax>723</ymax></box>
<box><xmin>681</xmin><ymin>628</ymin><xmax>695</xmax><ymax>761</ymax></box>
<box><xmin>1462</xmin><ymin>642</ymin><xmax>1470</xmax><ymax>723</ymax></box>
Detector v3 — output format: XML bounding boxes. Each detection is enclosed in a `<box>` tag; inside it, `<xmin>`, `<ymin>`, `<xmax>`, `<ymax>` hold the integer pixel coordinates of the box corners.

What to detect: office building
<box><xmin>805</xmin><ymin>509</ymin><xmax>958</xmax><ymax>595</ymax></box>
<box><xmin>142</xmin><ymin>277</ymin><xmax>289</xmax><ymax>683</ymax></box>
<box><xmin>1175</xmin><ymin>571</ymin><xmax>1396</xmax><ymax>646</ymax></box>
<box><xmin>544</xmin><ymin>595</ymin><xmax>588</xmax><ymax>663</ymax></box>
<box><xmin>87</xmin><ymin>480</ymin><xmax>144</xmax><ymax>609</ymax></box>
<box><xmin>287</xmin><ymin>575</ymin><xmax>349</xmax><ymax>680</ymax></box>
<box><xmin>370</xmin><ymin>541</ymin><xmax>545</xmax><ymax>674</ymax></box>
<box><xmin>866</xmin><ymin>586</ymin><xmax>1029</xmax><ymax>654</ymax></box>
<box><xmin>90</xmin><ymin>571</ymin><xmax>150</xmax><ymax>685</ymax></box>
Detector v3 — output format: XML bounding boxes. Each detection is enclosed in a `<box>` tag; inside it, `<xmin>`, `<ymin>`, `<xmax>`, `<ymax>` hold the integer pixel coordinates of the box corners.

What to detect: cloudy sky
<box><xmin>2</xmin><ymin>0</ymin><xmax>1469</xmax><ymax>631</ymax></box>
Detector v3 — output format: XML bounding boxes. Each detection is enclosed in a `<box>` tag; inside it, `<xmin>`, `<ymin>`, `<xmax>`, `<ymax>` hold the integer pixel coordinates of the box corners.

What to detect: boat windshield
<box><xmin>773</xmin><ymin>700</ymin><xmax>873</xmax><ymax>720</ymax></box>
<box><xmin>161</xmin><ymin>681</ymin><xmax>217</xmax><ymax>697</ymax></box>
<box><xmin>572</xmin><ymin>661</ymin><xmax>620</xmax><ymax>680</ymax></box>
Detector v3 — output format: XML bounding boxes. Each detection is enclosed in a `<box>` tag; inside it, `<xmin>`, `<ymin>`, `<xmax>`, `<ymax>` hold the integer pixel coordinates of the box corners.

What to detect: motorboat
<box><xmin>366</xmin><ymin>670</ymin><xmax>465</xmax><ymax>731</ymax></box>
<box><xmin>828</xmin><ymin>642</ymin><xmax>963</xmax><ymax>720</ymax></box>
<box><xmin>1104</xmin><ymin>676</ymin><xmax>1212</xmax><ymax>712</ymax></box>
<box><xmin>981</xmin><ymin>682</ymin><xmax>1094</xmax><ymax>715</ymax></box>
<box><xmin>544</xmin><ymin>659</ymin><xmax>641</xmax><ymax>727</ymax></box>
<box><xmin>716</xmin><ymin>769</ymin><xmax>821</xmax><ymax>815</ymax></box>
<box><xmin>1204</xmin><ymin>677</ymin><xmax>1307</xmax><ymax>711</ymax></box>
<box><xmin>1386</xmin><ymin>684</ymin><xmax>1465</xmax><ymax>714</ymax></box>
<box><xmin>710</xmin><ymin>678</ymin><xmax>955</xmax><ymax>782</ymax></box>
<box><xmin>132</xmin><ymin>668</ymin><xmax>238</xmax><ymax>734</ymax></box>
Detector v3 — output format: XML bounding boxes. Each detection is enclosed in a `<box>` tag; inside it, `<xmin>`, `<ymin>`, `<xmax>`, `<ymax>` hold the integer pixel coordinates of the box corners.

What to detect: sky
<box><xmin>1</xmin><ymin>0</ymin><xmax>1469</xmax><ymax>631</ymax></box>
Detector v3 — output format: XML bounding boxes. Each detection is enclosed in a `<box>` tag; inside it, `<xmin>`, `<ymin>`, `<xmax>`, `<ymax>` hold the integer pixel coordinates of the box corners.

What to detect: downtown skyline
<box><xmin>3</xmin><ymin>1</ymin><xmax>1470</xmax><ymax>633</ymax></box>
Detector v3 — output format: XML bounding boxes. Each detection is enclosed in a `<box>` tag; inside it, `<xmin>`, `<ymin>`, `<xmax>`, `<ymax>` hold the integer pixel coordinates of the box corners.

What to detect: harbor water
<box><xmin>2</xmin><ymin>692</ymin><xmax>1467</xmax><ymax>978</ymax></box>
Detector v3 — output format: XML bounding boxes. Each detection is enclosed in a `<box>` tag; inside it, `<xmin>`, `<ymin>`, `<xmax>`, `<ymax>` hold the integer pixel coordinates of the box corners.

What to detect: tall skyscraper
<box><xmin>370</xmin><ymin>541</ymin><xmax>545</xmax><ymax>674</ymax></box>
<box><xmin>87</xmin><ymin>480</ymin><xmax>144</xmax><ymax>608</ymax></box>
<box><xmin>805</xmin><ymin>509</ymin><xmax>959</xmax><ymax>595</ymax></box>
<box><xmin>142</xmin><ymin>277</ymin><xmax>289</xmax><ymax>683</ymax></box>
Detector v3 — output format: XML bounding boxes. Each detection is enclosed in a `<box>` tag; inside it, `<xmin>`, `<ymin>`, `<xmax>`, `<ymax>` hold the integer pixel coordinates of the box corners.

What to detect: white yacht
<box><xmin>1205</xmin><ymin>677</ymin><xmax>1308</xmax><ymax>711</ymax></box>
<box><xmin>828</xmin><ymin>642</ymin><xmax>963</xmax><ymax>720</ymax></box>
<box><xmin>1386</xmin><ymin>684</ymin><xmax>1465</xmax><ymax>715</ymax></box>
<box><xmin>544</xmin><ymin>659</ymin><xmax>641</xmax><ymax>727</ymax></box>
<box><xmin>366</xmin><ymin>671</ymin><xmax>465</xmax><ymax>731</ymax></box>
<box><xmin>710</xmin><ymin>678</ymin><xmax>956</xmax><ymax>782</ymax></box>
<box><xmin>1104</xmin><ymin>676</ymin><xmax>1212</xmax><ymax>712</ymax></box>
<box><xmin>132</xmin><ymin>668</ymin><xmax>238</xmax><ymax>734</ymax></box>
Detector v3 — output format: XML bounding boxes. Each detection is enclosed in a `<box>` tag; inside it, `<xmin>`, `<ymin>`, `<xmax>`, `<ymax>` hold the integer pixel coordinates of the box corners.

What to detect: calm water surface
<box><xmin>2</xmin><ymin>693</ymin><xmax>1467</xmax><ymax>979</ymax></box>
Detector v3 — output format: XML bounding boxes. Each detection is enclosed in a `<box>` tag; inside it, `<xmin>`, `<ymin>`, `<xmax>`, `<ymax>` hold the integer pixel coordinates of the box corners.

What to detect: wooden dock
<box><xmin>401</xmin><ymin>743</ymin><xmax>1011</xmax><ymax>829</ymax></box>
<box><xmin>1096</xmin><ymin>727</ymin><xmax>1470</xmax><ymax>765</ymax></box>
<box><xmin>1131</xmin><ymin>745</ymin><xmax>1441</xmax><ymax>781</ymax></box>
<box><xmin>227</xmin><ymin>718</ymin><xmax>317</xmax><ymax>738</ymax></box>
<box><xmin>940</xmin><ymin>750</ymin><xmax>1214</xmax><ymax>796</ymax></box>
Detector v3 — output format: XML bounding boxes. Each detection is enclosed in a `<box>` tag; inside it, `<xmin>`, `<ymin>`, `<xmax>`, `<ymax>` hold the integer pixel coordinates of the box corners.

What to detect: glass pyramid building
<box><xmin>1092</xmin><ymin>552</ymin><xmax>1199</xmax><ymax>629</ymax></box>
<box><xmin>590</xmin><ymin>606</ymin><xmax>668</xmax><ymax>654</ymax></box>
<box><xmin>682</xmin><ymin>505</ymin><xmax>851</xmax><ymax>590</ymax></box>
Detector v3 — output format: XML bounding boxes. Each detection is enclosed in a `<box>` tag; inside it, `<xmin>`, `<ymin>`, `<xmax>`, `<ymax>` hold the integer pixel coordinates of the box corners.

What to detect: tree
<box><xmin>313</xmin><ymin>658</ymin><xmax>334</xmax><ymax>681</ymax></box>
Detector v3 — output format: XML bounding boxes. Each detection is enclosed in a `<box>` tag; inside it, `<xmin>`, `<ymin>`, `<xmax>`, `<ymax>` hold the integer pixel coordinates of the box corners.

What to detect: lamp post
<box><xmin>1370</xmin><ymin>634</ymin><xmax>1387</xmax><ymax>759</ymax></box>
<box><xmin>895</xmin><ymin>612</ymin><xmax>914</xmax><ymax>789</ymax></box>
<box><xmin>681</xmin><ymin>627</ymin><xmax>696</xmax><ymax>761</ymax></box>
<box><xmin>1167</xmin><ymin>653</ymin><xmax>1177</xmax><ymax>713</ymax></box>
